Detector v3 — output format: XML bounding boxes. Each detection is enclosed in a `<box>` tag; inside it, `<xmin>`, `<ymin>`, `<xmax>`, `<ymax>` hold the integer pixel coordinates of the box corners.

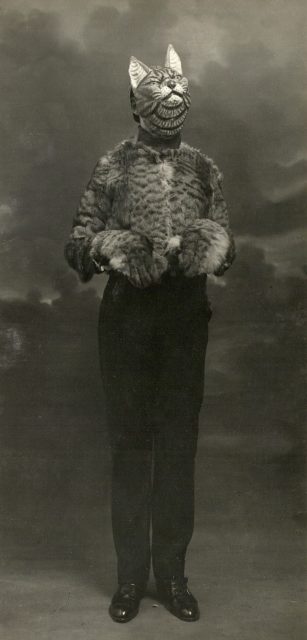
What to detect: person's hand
<box><xmin>124</xmin><ymin>244</ymin><xmax>168</xmax><ymax>288</ymax></box>
<box><xmin>90</xmin><ymin>231</ymin><xmax>168</xmax><ymax>287</ymax></box>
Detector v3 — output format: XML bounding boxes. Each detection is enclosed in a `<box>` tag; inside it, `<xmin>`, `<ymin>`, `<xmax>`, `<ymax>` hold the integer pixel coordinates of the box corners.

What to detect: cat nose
<box><xmin>167</xmin><ymin>79</ymin><xmax>176</xmax><ymax>89</ymax></box>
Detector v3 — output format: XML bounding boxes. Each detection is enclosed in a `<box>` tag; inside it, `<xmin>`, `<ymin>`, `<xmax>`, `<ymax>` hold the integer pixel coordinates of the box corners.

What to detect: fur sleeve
<box><xmin>208</xmin><ymin>162</ymin><xmax>236</xmax><ymax>274</ymax></box>
<box><xmin>64</xmin><ymin>154</ymin><xmax>143</xmax><ymax>282</ymax></box>
<box><xmin>179</xmin><ymin>157</ymin><xmax>236</xmax><ymax>277</ymax></box>
<box><xmin>64</xmin><ymin>155</ymin><xmax>113</xmax><ymax>282</ymax></box>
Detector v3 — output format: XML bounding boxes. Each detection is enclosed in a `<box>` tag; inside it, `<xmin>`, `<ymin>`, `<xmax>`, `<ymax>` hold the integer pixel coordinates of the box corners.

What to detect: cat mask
<box><xmin>129</xmin><ymin>44</ymin><xmax>191</xmax><ymax>139</ymax></box>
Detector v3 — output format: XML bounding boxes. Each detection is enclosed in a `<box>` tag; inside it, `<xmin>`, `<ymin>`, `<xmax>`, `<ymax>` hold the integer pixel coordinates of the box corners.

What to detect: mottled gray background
<box><xmin>0</xmin><ymin>1</ymin><xmax>306</xmax><ymax>638</ymax></box>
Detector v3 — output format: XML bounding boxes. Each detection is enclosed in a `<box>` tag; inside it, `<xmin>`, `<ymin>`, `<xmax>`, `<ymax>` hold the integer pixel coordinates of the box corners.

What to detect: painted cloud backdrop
<box><xmin>0</xmin><ymin>0</ymin><xmax>306</xmax><ymax>461</ymax></box>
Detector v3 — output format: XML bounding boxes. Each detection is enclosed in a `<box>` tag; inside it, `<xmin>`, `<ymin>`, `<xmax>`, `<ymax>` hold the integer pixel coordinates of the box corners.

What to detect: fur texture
<box><xmin>91</xmin><ymin>229</ymin><xmax>167</xmax><ymax>288</ymax></box>
<box><xmin>179</xmin><ymin>219</ymin><xmax>230</xmax><ymax>277</ymax></box>
<box><xmin>65</xmin><ymin>138</ymin><xmax>235</xmax><ymax>285</ymax></box>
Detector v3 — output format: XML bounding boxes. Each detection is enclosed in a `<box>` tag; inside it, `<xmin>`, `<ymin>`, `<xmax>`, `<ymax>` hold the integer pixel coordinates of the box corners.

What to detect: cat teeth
<box><xmin>160</xmin><ymin>102</ymin><xmax>184</xmax><ymax>112</ymax></box>
<box><xmin>156</xmin><ymin>105</ymin><xmax>186</xmax><ymax>119</ymax></box>
<box><xmin>155</xmin><ymin>127</ymin><xmax>181</xmax><ymax>137</ymax></box>
<box><xmin>151</xmin><ymin>112</ymin><xmax>187</xmax><ymax>129</ymax></box>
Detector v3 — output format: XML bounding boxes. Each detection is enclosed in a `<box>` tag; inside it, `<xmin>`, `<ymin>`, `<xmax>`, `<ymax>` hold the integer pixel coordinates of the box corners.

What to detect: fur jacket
<box><xmin>65</xmin><ymin>136</ymin><xmax>235</xmax><ymax>287</ymax></box>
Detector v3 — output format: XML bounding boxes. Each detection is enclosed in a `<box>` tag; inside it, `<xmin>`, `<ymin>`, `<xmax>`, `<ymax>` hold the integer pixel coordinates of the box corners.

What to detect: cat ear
<box><xmin>165</xmin><ymin>44</ymin><xmax>182</xmax><ymax>75</ymax></box>
<box><xmin>129</xmin><ymin>56</ymin><xmax>151</xmax><ymax>89</ymax></box>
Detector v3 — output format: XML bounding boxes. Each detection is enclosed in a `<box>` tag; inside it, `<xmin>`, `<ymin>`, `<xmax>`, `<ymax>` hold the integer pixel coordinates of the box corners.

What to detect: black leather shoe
<box><xmin>156</xmin><ymin>577</ymin><xmax>200</xmax><ymax>622</ymax></box>
<box><xmin>109</xmin><ymin>582</ymin><xmax>145</xmax><ymax>623</ymax></box>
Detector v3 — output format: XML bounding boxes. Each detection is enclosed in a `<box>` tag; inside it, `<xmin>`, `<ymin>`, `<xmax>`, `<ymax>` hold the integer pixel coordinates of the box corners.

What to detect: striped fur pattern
<box><xmin>65</xmin><ymin>139</ymin><xmax>235</xmax><ymax>285</ymax></box>
<box><xmin>129</xmin><ymin>51</ymin><xmax>191</xmax><ymax>139</ymax></box>
<box><xmin>179</xmin><ymin>219</ymin><xmax>230</xmax><ymax>277</ymax></box>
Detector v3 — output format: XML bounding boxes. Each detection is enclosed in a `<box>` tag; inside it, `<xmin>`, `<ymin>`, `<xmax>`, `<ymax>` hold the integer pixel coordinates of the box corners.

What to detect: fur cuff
<box><xmin>90</xmin><ymin>230</ymin><xmax>130</xmax><ymax>261</ymax></box>
<box><xmin>201</xmin><ymin>223</ymin><xmax>230</xmax><ymax>273</ymax></box>
<box><xmin>179</xmin><ymin>219</ymin><xmax>230</xmax><ymax>276</ymax></box>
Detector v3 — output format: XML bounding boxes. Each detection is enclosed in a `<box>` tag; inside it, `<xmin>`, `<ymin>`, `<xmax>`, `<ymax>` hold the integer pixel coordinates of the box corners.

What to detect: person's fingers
<box><xmin>180</xmin><ymin>237</ymin><xmax>200</xmax><ymax>274</ymax></box>
<box><xmin>127</xmin><ymin>246</ymin><xmax>165</xmax><ymax>288</ymax></box>
<box><xmin>128</xmin><ymin>262</ymin><xmax>142</xmax><ymax>287</ymax></box>
<box><xmin>138</xmin><ymin>265</ymin><xmax>152</xmax><ymax>287</ymax></box>
<box><xmin>135</xmin><ymin>250</ymin><xmax>156</xmax><ymax>287</ymax></box>
<box><xmin>142</xmin><ymin>253</ymin><xmax>153</xmax><ymax>273</ymax></box>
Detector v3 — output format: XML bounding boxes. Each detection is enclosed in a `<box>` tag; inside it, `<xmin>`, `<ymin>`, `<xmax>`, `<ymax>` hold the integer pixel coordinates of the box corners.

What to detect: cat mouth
<box><xmin>163</xmin><ymin>91</ymin><xmax>183</xmax><ymax>104</ymax></box>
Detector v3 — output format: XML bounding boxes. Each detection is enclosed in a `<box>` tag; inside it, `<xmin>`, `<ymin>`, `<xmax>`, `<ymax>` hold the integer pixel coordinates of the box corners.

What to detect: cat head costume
<box><xmin>129</xmin><ymin>44</ymin><xmax>191</xmax><ymax>139</ymax></box>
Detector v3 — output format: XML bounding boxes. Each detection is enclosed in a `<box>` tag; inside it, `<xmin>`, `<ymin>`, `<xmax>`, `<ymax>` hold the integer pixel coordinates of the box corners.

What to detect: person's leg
<box><xmin>98</xmin><ymin>273</ymin><xmax>158</xmax><ymax>586</ymax></box>
<box><xmin>110</xmin><ymin>449</ymin><xmax>152</xmax><ymax>585</ymax></box>
<box><xmin>151</xmin><ymin>275</ymin><xmax>210</xmax><ymax>582</ymax></box>
<box><xmin>152</xmin><ymin>450</ymin><xmax>197</xmax><ymax>579</ymax></box>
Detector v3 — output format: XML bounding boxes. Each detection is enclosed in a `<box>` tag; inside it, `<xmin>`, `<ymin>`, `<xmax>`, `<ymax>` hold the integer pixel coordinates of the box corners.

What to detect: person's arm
<box><xmin>179</xmin><ymin>159</ymin><xmax>235</xmax><ymax>277</ymax></box>
<box><xmin>64</xmin><ymin>156</ymin><xmax>112</xmax><ymax>282</ymax></box>
<box><xmin>64</xmin><ymin>155</ymin><xmax>167</xmax><ymax>287</ymax></box>
<box><xmin>207</xmin><ymin>161</ymin><xmax>236</xmax><ymax>276</ymax></box>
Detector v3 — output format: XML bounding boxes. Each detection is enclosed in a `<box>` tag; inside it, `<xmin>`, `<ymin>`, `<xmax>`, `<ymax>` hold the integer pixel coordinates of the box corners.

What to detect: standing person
<box><xmin>65</xmin><ymin>45</ymin><xmax>235</xmax><ymax>623</ymax></box>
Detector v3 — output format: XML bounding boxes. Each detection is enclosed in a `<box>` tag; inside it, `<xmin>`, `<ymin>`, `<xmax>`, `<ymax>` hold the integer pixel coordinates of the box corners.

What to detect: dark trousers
<box><xmin>98</xmin><ymin>271</ymin><xmax>210</xmax><ymax>584</ymax></box>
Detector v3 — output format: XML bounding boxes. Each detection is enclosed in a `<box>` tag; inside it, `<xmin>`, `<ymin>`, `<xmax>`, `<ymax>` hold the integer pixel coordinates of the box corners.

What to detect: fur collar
<box><xmin>111</xmin><ymin>137</ymin><xmax>206</xmax><ymax>165</ymax></box>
